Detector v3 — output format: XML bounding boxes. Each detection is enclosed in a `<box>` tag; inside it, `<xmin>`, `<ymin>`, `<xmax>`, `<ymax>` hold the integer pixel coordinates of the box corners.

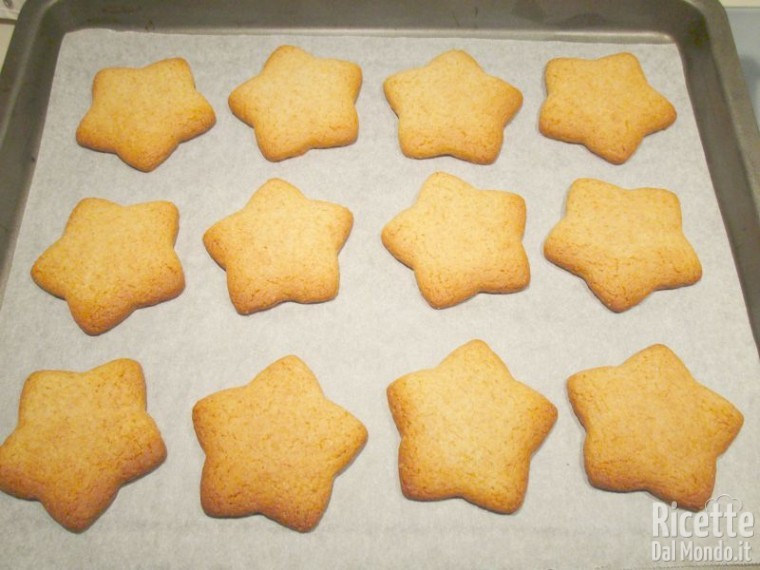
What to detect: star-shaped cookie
<box><xmin>544</xmin><ymin>178</ymin><xmax>701</xmax><ymax>311</ymax></box>
<box><xmin>203</xmin><ymin>178</ymin><xmax>353</xmax><ymax>314</ymax></box>
<box><xmin>382</xmin><ymin>172</ymin><xmax>530</xmax><ymax>308</ymax></box>
<box><xmin>192</xmin><ymin>355</ymin><xmax>367</xmax><ymax>532</ymax></box>
<box><xmin>229</xmin><ymin>45</ymin><xmax>362</xmax><ymax>161</ymax></box>
<box><xmin>0</xmin><ymin>359</ymin><xmax>167</xmax><ymax>532</ymax></box>
<box><xmin>31</xmin><ymin>198</ymin><xmax>185</xmax><ymax>335</ymax></box>
<box><xmin>567</xmin><ymin>344</ymin><xmax>743</xmax><ymax>510</ymax></box>
<box><xmin>387</xmin><ymin>340</ymin><xmax>557</xmax><ymax>513</ymax></box>
<box><xmin>76</xmin><ymin>57</ymin><xmax>216</xmax><ymax>172</ymax></box>
<box><xmin>539</xmin><ymin>52</ymin><xmax>676</xmax><ymax>164</ymax></box>
<box><xmin>383</xmin><ymin>50</ymin><xmax>523</xmax><ymax>164</ymax></box>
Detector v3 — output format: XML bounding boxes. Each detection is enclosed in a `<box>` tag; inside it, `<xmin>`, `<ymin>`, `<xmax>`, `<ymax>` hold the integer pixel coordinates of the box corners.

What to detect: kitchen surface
<box><xmin>726</xmin><ymin>3</ymin><xmax>760</xmax><ymax>126</ymax></box>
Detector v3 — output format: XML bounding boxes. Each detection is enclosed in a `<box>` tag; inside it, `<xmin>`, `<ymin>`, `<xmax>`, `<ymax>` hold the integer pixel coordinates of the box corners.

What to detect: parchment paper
<box><xmin>0</xmin><ymin>29</ymin><xmax>758</xmax><ymax>569</ymax></box>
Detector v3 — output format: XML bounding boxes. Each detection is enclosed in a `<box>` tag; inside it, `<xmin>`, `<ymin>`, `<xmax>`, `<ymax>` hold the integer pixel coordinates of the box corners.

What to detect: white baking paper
<box><xmin>0</xmin><ymin>29</ymin><xmax>758</xmax><ymax>569</ymax></box>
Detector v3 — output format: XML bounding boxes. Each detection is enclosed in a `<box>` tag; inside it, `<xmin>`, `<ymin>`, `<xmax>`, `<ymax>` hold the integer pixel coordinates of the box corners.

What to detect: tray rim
<box><xmin>0</xmin><ymin>0</ymin><xmax>758</xmax><ymax>353</ymax></box>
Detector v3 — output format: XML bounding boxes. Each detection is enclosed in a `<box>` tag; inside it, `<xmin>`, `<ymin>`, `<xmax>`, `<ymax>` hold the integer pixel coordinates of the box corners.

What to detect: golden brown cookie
<box><xmin>387</xmin><ymin>340</ymin><xmax>557</xmax><ymax>514</ymax></box>
<box><xmin>384</xmin><ymin>50</ymin><xmax>523</xmax><ymax>164</ymax></box>
<box><xmin>543</xmin><ymin>178</ymin><xmax>701</xmax><ymax>312</ymax></box>
<box><xmin>0</xmin><ymin>359</ymin><xmax>167</xmax><ymax>532</ymax></box>
<box><xmin>229</xmin><ymin>45</ymin><xmax>362</xmax><ymax>161</ymax></box>
<box><xmin>567</xmin><ymin>344</ymin><xmax>743</xmax><ymax>511</ymax></box>
<box><xmin>31</xmin><ymin>198</ymin><xmax>185</xmax><ymax>335</ymax></box>
<box><xmin>203</xmin><ymin>178</ymin><xmax>353</xmax><ymax>314</ymax></box>
<box><xmin>382</xmin><ymin>172</ymin><xmax>529</xmax><ymax>308</ymax></box>
<box><xmin>76</xmin><ymin>57</ymin><xmax>216</xmax><ymax>172</ymax></box>
<box><xmin>539</xmin><ymin>52</ymin><xmax>676</xmax><ymax>164</ymax></box>
<box><xmin>192</xmin><ymin>355</ymin><xmax>367</xmax><ymax>532</ymax></box>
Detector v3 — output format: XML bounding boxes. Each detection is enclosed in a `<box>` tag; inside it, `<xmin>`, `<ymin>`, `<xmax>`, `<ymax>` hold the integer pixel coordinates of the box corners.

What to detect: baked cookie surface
<box><xmin>382</xmin><ymin>172</ymin><xmax>529</xmax><ymax>308</ymax></box>
<box><xmin>0</xmin><ymin>359</ymin><xmax>167</xmax><ymax>532</ymax></box>
<box><xmin>76</xmin><ymin>57</ymin><xmax>216</xmax><ymax>172</ymax></box>
<box><xmin>229</xmin><ymin>45</ymin><xmax>362</xmax><ymax>161</ymax></box>
<box><xmin>31</xmin><ymin>198</ymin><xmax>185</xmax><ymax>335</ymax></box>
<box><xmin>192</xmin><ymin>355</ymin><xmax>367</xmax><ymax>532</ymax></box>
<box><xmin>543</xmin><ymin>178</ymin><xmax>701</xmax><ymax>311</ymax></box>
<box><xmin>203</xmin><ymin>178</ymin><xmax>353</xmax><ymax>314</ymax></box>
<box><xmin>567</xmin><ymin>344</ymin><xmax>743</xmax><ymax>510</ymax></box>
<box><xmin>539</xmin><ymin>52</ymin><xmax>676</xmax><ymax>164</ymax></box>
<box><xmin>387</xmin><ymin>340</ymin><xmax>557</xmax><ymax>514</ymax></box>
<box><xmin>384</xmin><ymin>50</ymin><xmax>523</xmax><ymax>164</ymax></box>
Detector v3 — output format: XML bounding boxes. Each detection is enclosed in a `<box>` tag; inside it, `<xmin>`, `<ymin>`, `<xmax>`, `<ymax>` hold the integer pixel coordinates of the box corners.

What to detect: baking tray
<box><xmin>1</xmin><ymin>0</ymin><xmax>759</xmax><ymax>349</ymax></box>
<box><xmin>0</xmin><ymin>1</ymin><xmax>759</xmax><ymax>569</ymax></box>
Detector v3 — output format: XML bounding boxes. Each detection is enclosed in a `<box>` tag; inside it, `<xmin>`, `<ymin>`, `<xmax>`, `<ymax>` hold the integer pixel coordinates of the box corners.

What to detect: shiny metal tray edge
<box><xmin>0</xmin><ymin>0</ymin><xmax>758</xmax><ymax>352</ymax></box>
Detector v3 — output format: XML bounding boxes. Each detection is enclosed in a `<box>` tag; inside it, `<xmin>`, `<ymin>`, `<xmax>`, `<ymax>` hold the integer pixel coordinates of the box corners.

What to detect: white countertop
<box><xmin>0</xmin><ymin>21</ymin><xmax>11</xmax><ymax>65</ymax></box>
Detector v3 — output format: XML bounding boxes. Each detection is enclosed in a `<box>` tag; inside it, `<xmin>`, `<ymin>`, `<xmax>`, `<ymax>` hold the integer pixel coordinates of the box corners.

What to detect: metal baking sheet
<box><xmin>0</xmin><ymin>1</ymin><xmax>759</xmax><ymax>569</ymax></box>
